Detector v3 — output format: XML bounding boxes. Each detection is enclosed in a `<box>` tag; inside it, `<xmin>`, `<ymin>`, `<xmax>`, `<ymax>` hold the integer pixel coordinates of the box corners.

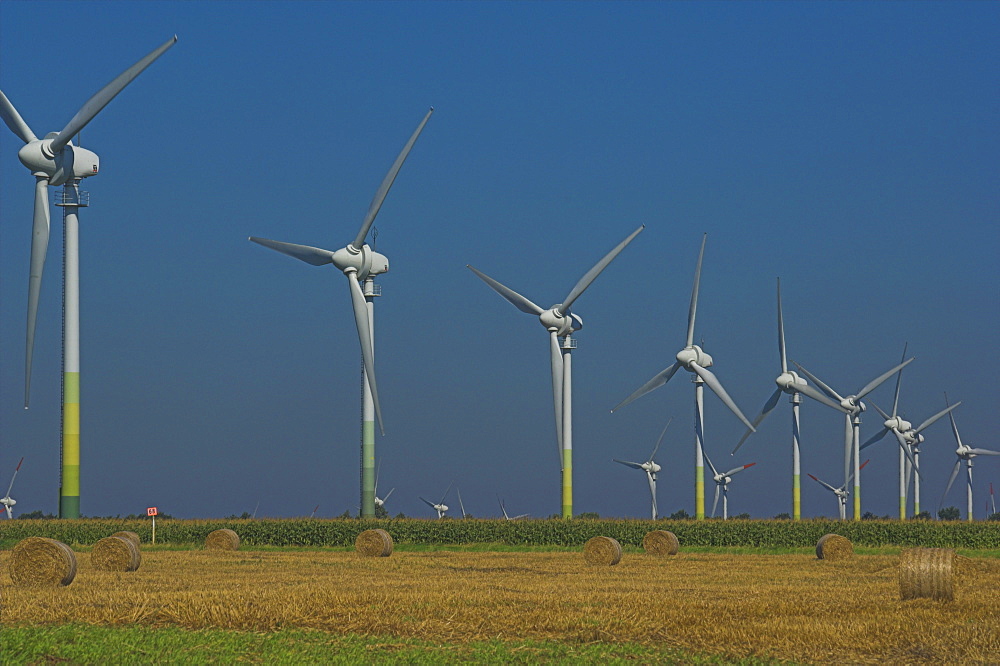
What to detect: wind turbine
<box><xmin>0</xmin><ymin>36</ymin><xmax>177</xmax><ymax>519</ymax></box>
<box><xmin>310</xmin><ymin>504</ymin><xmax>320</xmax><ymax>519</ymax></box>
<box><xmin>373</xmin><ymin>463</ymin><xmax>394</xmax><ymax>513</ymax></box>
<box><xmin>807</xmin><ymin>459</ymin><xmax>870</xmax><ymax>520</ymax></box>
<box><xmin>792</xmin><ymin>355</ymin><xmax>914</xmax><ymax>521</ymax></box>
<box><xmin>1</xmin><ymin>458</ymin><xmax>24</xmax><ymax>519</ymax></box>
<box><xmin>939</xmin><ymin>394</ymin><xmax>1000</xmax><ymax>522</ymax></box>
<box><xmin>468</xmin><ymin>225</ymin><xmax>643</xmax><ymax>519</ymax></box>
<box><xmin>612</xmin><ymin>234</ymin><xmax>756</xmax><ymax>520</ymax></box>
<box><xmin>860</xmin><ymin>345</ymin><xmax>959</xmax><ymax>519</ymax></box>
<box><xmin>250</xmin><ymin>109</ymin><xmax>432</xmax><ymax>519</ymax></box>
<box><xmin>990</xmin><ymin>483</ymin><xmax>997</xmax><ymax>517</ymax></box>
<box><xmin>456</xmin><ymin>488</ymin><xmax>468</xmax><ymax>519</ymax></box>
<box><xmin>731</xmin><ymin>278</ymin><xmax>849</xmax><ymax>521</ymax></box>
<box><xmin>497</xmin><ymin>496</ymin><xmax>529</xmax><ymax>520</ymax></box>
<box><xmin>613</xmin><ymin>417</ymin><xmax>671</xmax><ymax>520</ymax></box>
<box><xmin>701</xmin><ymin>447</ymin><xmax>754</xmax><ymax>520</ymax></box>
<box><xmin>420</xmin><ymin>482</ymin><xmax>453</xmax><ymax>520</ymax></box>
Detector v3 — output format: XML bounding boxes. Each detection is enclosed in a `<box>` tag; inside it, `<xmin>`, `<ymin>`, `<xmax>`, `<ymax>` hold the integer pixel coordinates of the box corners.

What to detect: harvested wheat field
<box><xmin>2</xmin><ymin>548</ymin><xmax>999</xmax><ymax>664</ymax></box>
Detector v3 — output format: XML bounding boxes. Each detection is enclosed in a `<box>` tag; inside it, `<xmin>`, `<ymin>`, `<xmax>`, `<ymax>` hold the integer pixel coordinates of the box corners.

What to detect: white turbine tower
<box><xmin>612</xmin><ymin>234</ymin><xmax>756</xmax><ymax>521</ymax></box>
<box><xmin>0</xmin><ymin>36</ymin><xmax>177</xmax><ymax>519</ymax></box>
<box><xmin>497</xmin><ymin>496</ymin><xmax>529</xmax><ymax>520</ymax></box>
<box><xmin>860</xmin><ymin>345</ymin><xmax>959</xmax><ymax>519</ymax></box>
<box><xmin>807</xmin><ymin>459</ymin><xmax>870</xmax><ymax>520</ymax></box>
<box><xmin>939</xmin><ymin>394</ymin><xmax>1000</xmax><ymax>522</ymax></box>
<box><xmin>792</xmin><ymin>355</ymin><xmax>913</xmax><ymax>521</ymax></box>
<box><xmin>250</xmin><ymin>109</ymin><xmax>432</xmax><ymax>519</ymax></box>
<box><xmin>467</xmin><ymin>225</ymin><xmax>643</xmax><ymax>519</ymax></box>
<box><xmin>1</xmin><ymin>458</ymin><xmax>24</xmax><ymax>519</ymax></box>
<box><xmin>732</xmin><ymin>278</ymin><xmax>849</xmax><ymax>521</ymax></box>
<box><xmin>613</xmin><ymin>418</ymin><xmax>671</xmax><ymax>520</ymax></box>
<box><xmin>420</xmin><ymin>482</ymin><xmax>453</xmax><ymax>520</ymax></box>
<box><xmin>701</xmin><ymin>447</ymin><xmax>754</xmax><ymax>520</ymax></box>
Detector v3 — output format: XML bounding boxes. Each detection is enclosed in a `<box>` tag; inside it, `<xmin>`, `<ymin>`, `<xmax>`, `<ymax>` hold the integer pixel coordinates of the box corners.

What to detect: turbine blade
<box><xmin>796</xmin><ymin>383</ymin><xmax>849</xmax><ymax>413</ymax></box>
<box><xmin>891</xmin><ymin>342</ymin><xmax>908</xmax><ymax>417</ymax></box>
<box><xmin>702</xmin><ymin>446</ymin><xmax>718</xmax><ymax>477</ymax></box>
<box><xmin>807</xmin><ymin>473</ymin><xmax>838</xmax><ymax>494</ymax></box>
<box><xmin>419</xmin><ymin>497</ymin><xmax>436</xmax><ymax>509</ymax></box>
<box><xmin>969</xmin><ymin>448</ymin><xmax>1000</xmax><ymax>456</ymax></box>
<box><xmin>871</xmin><ymin>402</ymin><xmax>891</xmax><ymax>421</ymax></box>
<box><xmin>649</xmin><ymin>417</ymin><xmax>672</xmax><ymax>461</ymax></box>
<box><xmin>856</xmin><ymin>358</ymin><xmax>915</xmax><ymax>400</ymax></box>
<box><xmin>457</xmin><ymin>487</ymin><xmax>466</xmax><ymax>518</ymax></box>
<box><xmin>940</xmin><ymin>459</ymin><xmax>962</xmax><ymax>510</ymax></box>
<box><xmin>860</xmin><ymin>428</ymin><xmax>890</xmax><ymax>451</ymax></box>
<box><xmin>351</xmin><ymin>108</ymin><xmax>433</xmax><ymax>250</ymax></box>
<box><xmin>346</xmin><ymin>272</ymin><xmax>384</xmax><ymax>435</ymax></box>
<box><xmin>732</xmin><ymin>389</ymin><xmax>782</xmax><ymax>454</ymax></box>
<box><xmin>557</xmin><ymin>225</ymin><xmax>643</xmax><ymax>315</ymax></box>
<box><xmin>249</xmin><ymin>237</ymin><xmax>335</xmax><ymax>266</ymax></box>
<box><xmin>776</xmin><ymin>278</ymin><xmax>787</xmax><ymax>373</ymax></box>
<box><xmin>613</xmin><ymin>459</ymin><xmax>645</xmax><ymax>470</ymax></box>
<box><xmin>712</xmin><ymin>484</ymin><xmax>720</xmax><ymax>518</ymax></box>
<box><xmin>0</xmin><ymin>90</ymin><xmax>37</xmax><ymax>143</ymax></box>
<box><xmin>439</xmin><ymin>481</ymin><xmax>453</xmax><ymax>505</ymax></box>
<box><xmin>945</xmin><ymin>394</ymin><xmax>963</xmax><ymax>449</ymax></box>
<box><xmin>913</xmin><ymin>402</ymin><xmax>960</xmax><ymax>434</ymax></box>
<box><xmin>893</xmin><ymin>430</ymin><xmax>921</xmax><ymax>479</ymax></box>
<box><xmin>5</xmin><ymin>457</ymin><xmax>23</xmax><ymax>498</ymax></box>
<box><xmin>467</xmin><ymin>265</ymin><xmax>544</xmax><ymax>315</ymax></box>
<box><xmin>550</xmin><ymin>331</ymin><xmax>564</xmax><ymax>469</ymax></box>
<box><xmin>611</xmin><ymin>361</ymin><xmax>682</xmax><ymax>412</ymax></box>
<box><xmin>51</xmin><ymin>36</ymin><xmax>178</xmax><ymax>153</ymax></box>
<box><xmin>690</xmin><ymin>363</ymin><xmax>755</xmax><ymax>432</ymax></box>
<box><xmin>792</xmin><ymin>362</ymin><xmax>843</xmax><ymax>402</ymax></box>
<box><xmin>724</xmin><ymin>462</ymin><xmax>756</xmax><ymax>477</ymax></box>
<box><xmin>25</xmin><ymin>177</ymin><xmax>50</xmax><ymax>407</ymax></box>
<box><xmin>383</xmin><ymin>488</ymin><xmax>394</xmax><ymax>501</ymax></box>
<box><xmin>686</xmin><ymin>233</ymin><xmax>707</xmax><ymax>347</ymax></box>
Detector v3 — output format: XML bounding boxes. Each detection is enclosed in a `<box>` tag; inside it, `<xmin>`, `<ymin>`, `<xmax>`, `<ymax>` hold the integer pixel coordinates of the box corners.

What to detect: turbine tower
<box><xmin>0</xmin><ymin>36</ymin><xmax>178</xmax><ymax>518</ymax></box>
<box><xmin>613</xmin><ymin>418</ymin><xmax>671</xmax><ymax>520</ymax></box>
<box><xmin>250</xmin><ymin>109</ymin><xmax>432</xmax><ymax>519</ymax></box>
<box><xmin>612</xmin><ymin>234</ymin><xmax>756</xmax><ymax>520</ymax></box>
<box><xmin>860</xmin><ymin>345</ymin><xmax>959</xmax><ymax>519</ymax></box>
<box><xmin>807</xmin><ymin>459</ymin><xmax>869</xmax><ymax>520</ymax></box>
<box><xmin>468</xmin><ymin>225</ymin><xmax>643</xmax><ymax>518</ymax></box>
<box><xmin>939</xmin><ymin>394</ymin><xmax>999</xmax><ymax>521</ymax></box>
<box><xmin>702</xmin><ymin>448</ymin><xmax>754</xmax><ymax>520</ymax></box>
<box><xmin>792</xmin><ymin>355</ymin><xmax>913</xmax><ymax>521</ymax></box>
<box><xmin>1</xmin><ymin>458</ymin><xmax>24</xmax><ymax>519</ymax></box>
<box><xmin>732</xmin><ymin>278</ymin><xmax>849</xmax><ymax>521</ymax></box>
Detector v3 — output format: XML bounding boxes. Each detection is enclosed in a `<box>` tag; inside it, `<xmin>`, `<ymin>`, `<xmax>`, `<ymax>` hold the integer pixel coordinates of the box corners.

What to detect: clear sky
<box><xmin>1</xmin><ymin>1</ymin><xmax>997</xmax><ymax>521</ymax></box>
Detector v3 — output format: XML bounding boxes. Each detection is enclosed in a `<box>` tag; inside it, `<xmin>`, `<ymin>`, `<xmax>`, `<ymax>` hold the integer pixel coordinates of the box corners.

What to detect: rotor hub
<box><xmin>775</xmin><ymin>371</ymin><xmax>806</xmax><ymax>391</ymax></box>
<box><xmin>331</xmin><ymin>244</ymin><xmax>388</xmax><ymax>280</ymax></box>
<box><xmin>677</xmin><ymin>344</ymin><xmax>712</xmax><ymax>369</ymax></box>
<box><xmin>18</xmin><ymin>140</ymin><xmax>100</xmax><ymax>186</ymax></box>
<box><xmin>538</xmin><ymin>307</ymin><xmax>581</xmax><ymax>336</ymax></box>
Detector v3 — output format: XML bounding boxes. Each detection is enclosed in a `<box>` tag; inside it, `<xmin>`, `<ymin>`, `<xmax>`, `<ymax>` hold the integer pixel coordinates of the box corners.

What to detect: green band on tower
<box><xmin>561</xmin><ymin>448</ymin><xmax>572</xmax><ymax>519</ymax></box>
<box><xmin>361</xmin><ymin>420</ymin><xmax>376</xmax><ymax>518</ymax></box>
<box><xmin>793</xmin><ymin>474</ymin><xmax>801</xmax><ymax>521</ymax></box>
<box><xmin>696</xmin><ymin>465</ymin><xmax>705</xmax><ymax>520</ymax></box>
<box><xmin>61</xmin><ymin>371</ymin><xmax>80</xmax><ymax>519</ymax></box>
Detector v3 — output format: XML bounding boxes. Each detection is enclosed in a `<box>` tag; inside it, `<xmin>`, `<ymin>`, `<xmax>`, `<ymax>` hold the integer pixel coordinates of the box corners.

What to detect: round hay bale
<box><xmin>92</xmin><ymin>536</ymin><xmax>141</xmax><ymax>572</ymax></box>
<box><xmin>642</xmin><ymin>530</ymin><xmax>679</xmax><ymax>556</ymax></box>
<box><xmin>205</xmin><ymin>528</ymin><xmax>240</xmax><ymax>551</ymax></box>
<box><xmin>816</xmin><ymin>533</ymin><xmax>853</xmax><ymax>561</ymax></box>
<box><xmin>583</xmin><ymin>536</ymin><xmax>622</xmax><ymax>566</ymax></box>
<box><xmin>355</xmin><ymin>529</ymin><xmax>394</xmax><ymax>557</ymax></box>
<box><xmin>900</xmin><ymin>547</ymin><xmax>955</xmax><ymax>601</ymax></box>
<box><xmin>111</xmin><ymin>531</ymin><xmax>141</xmax><ymax>549</ymax></box>
<box><xmin>9</xmin><ymin>537</ymin><xmax>77</xmax><ymax>586</ymax></box>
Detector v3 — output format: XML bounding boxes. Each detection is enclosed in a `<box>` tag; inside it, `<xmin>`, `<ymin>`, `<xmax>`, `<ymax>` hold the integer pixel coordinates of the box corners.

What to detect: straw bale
<box><xmin>92</xmin><ymin>536</ymin><xmax>141</xmax><ymax>572</ymax></box>
<box><xmin>205</xmin><ymin>528</ymin><xmax>241</xmax><ymax>551</ymax></box>
<box><xmin>815</xmin><ymin>533</ymin><xmax>853</xmax><ymax>561</ymax></box>
<box><xmin>355</xmin><ymin>529</ymin><xmax>394</xmax><ymax>557</ymax></box>
<box><xmin>111</xmin><ymin>531</ymin><xmax>141</xmax><ymax>549</ymax></box>
<box><xmin>899</xmin><ymin>548</ymin><xmax>955</xmax><ymax>601</ymax></box>
<box><xmin>9</xmin><ymin>537</ymin><xmax>77</xmax><ymax>586</ymax></box>
<box><xmin>583</xmin><ymin>536</ymin><xmax>622</xmax><ymax>566</ymax></box>
<box><xmin>643</xmin><ymin>530</ymin><xmax>679</xmax><ymax>556</ymax></box>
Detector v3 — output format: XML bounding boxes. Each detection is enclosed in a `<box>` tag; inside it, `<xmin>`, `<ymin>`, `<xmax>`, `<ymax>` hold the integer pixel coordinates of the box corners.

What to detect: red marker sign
<box><xmin>147</xmin><ymin>507</ymin><xmax>158</xmax><ymax>516</ymax></box>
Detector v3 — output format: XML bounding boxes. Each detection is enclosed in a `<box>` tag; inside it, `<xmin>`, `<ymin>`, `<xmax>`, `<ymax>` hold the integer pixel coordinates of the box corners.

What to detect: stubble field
<box><xmin>2</xmin><ymin>547</ymin><xmax>999</xmax><ymax>664</ymax></box>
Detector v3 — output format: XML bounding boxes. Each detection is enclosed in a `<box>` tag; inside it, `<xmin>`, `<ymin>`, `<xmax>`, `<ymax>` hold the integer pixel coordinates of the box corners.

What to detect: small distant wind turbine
<box><xmin>860</xmin><ymin>344</ymin><xmax>959</xmax><ymax>519</ymax></box>
<box><xmin>456</xmin><ymin>488</ymin><xmax>468</xmax><ymax>519</ymax></box>
<box><xmin>613</xmin><ymin>418</ymin><xmax>671</xmax><ymax>520</ymax></box>
<box><xmin>497</xmin><ymin>496</ymin><xmax>529</xmax><ymax>520</ymax></box>
<box><xmin>420</xmin><ymin>482</ymin><xmax>453</xmax><ymax>519</ymax></box>
<box><xmin>939</xmin><ymin>394</ymin><xmax>999</xmax><ymax>522</ymax></box>
<box><xmin>808</xmin><ymin>459</ymin><xmax>870</xmax><ymax>520</ymax></box>
<box><xmin>310</xmin><ymin>504</ymin><xmax>320</xmax><ymax>519</ymax></box>
<box><xmin>990</xmin><ymin>483</ymin><xmax>997</xmax><ymax>516</ymax></box>
<box><xmin>1</xmin><ymin>458</ymin><xmax>24</xmax><ymax>519</ymax></box>
<box><xmin>1</xmin><ymin>36</ymin><xmax>178</xmax><ymax>519</ymax></box>
<box><xmin>793</xmin><ymin>354</ymin><xmax>913</xmax><ymax>521</ymax></box>
<box><xmin>373</xmin><ymin>460</ymin><xmax>394</xmax><ymax>512</ymax></box>
<box><xmin>468</xmin><ymin>225</ymin><xmax>644</xmax><ymax>519</ymax></box>
<box><xmin>701</xmin><ymin>448</ymin><xmax>754</xmax><ymax>520</ymax></box>
<box><xmin>612</xmin><ymin>234</ymin><xmax>756</xmax><ymax>520</ymax></box>
<box><xmin>250</xmin><ymin>109</ymin><xmax>432</xmax><ymax>519</ymax></box>
<box><xmin>732</xmin><ymin>278</ymin><xmax>849</xmax><ymax>521</ymax></box>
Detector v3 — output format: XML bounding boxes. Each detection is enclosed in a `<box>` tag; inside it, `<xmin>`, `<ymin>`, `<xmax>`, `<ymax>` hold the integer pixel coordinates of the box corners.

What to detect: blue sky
<box><xmin>1</xmin><ymin>1</ymin><xmax>997</xmax><ymax>520</ymax></box>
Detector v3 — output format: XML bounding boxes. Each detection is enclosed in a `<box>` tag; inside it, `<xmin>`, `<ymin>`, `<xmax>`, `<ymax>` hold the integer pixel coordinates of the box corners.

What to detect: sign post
<box><xmin>147</xmin><ymin>507</ymin><xmax>158</xmax><ymax>544</ymax></box>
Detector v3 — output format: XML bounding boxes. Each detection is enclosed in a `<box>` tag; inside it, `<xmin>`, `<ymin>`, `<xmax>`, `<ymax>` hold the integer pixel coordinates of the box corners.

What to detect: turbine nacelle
<box><xmin>883</xmin><ymin>416</ymin><xmax>912</xmax><ymax>433</ymax></box>
<box><xmin>841</xmin><ymin>396</ymin><xmax>866</xmax><ymax>414</ymax></box>
<box><xmin>645</xmin><ymin>462</ymin><xmax>661</xmax><ymax>474</ymax></box>
<box><xmin>332</xmin><ymin>244</ymin><xmax>389</xmax><ymax>281</ymax></box>
<box><xmin>0</xmin><ymin>497</ymin><xmax>15</xmax><ymax>509</ymax></box>
<box><xmin>538</xmin><ymin>307</ymin><xmax>583</xmax><ymax>336</ymax></box>
<box><xmin>775</xmin><ymin>371</ymin><xmax>806</xmax><ymax>392</ymax></box>
<box><xmin>18</xmin><ymin>139</ymin><xmax>100</xmax><ymax>186</ymax></box>
<box><xmin>676</xmin><ymin>344</ymin><xmax>713</xmax><ymax>370</ymax></box>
